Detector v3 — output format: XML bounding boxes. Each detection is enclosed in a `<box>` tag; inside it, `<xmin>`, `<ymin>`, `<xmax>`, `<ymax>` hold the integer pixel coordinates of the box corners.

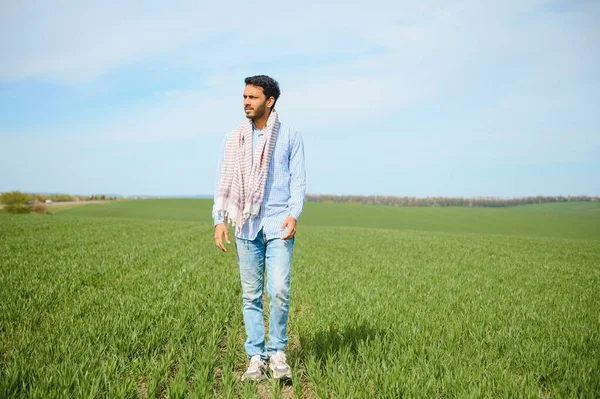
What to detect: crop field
<box><xmin>1</xmin><ymin>199</ymin><xmax>599</xmax><ymax>398</ymax></box>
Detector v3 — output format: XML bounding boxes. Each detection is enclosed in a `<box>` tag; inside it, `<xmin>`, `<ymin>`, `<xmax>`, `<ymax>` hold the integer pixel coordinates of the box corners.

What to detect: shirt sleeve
<box><xmin>288</xmin><ymin>130</ymin><xmax>306</xmax><ymax>220</ymax></box>
<box><xmin>212</xmin><ymin>133</ymin><xmax>229</xmax><ymax>226</ymax></box>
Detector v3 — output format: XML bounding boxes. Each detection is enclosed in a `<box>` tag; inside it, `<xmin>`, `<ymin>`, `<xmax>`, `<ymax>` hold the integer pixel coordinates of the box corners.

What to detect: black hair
<box><xmin>244</xmin><ymin>75</ymin><xmax>281</xmax><ymax>107</ymax></box>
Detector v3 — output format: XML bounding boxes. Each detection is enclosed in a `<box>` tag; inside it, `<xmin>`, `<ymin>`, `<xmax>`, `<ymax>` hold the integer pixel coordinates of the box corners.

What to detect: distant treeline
<box><xmin>0</xmin><ymin>191</ymin><xmax>121</xmax><ymax>214</ymax></box>
<box><xmin>306</xmin><ymin>194</ymin><xmax>599</xmax><ymax>208</ymax></box>
<box><xmin>0</xmin><ymin>192</ymin><xmax>119</xmax><ymax>203</ymax></box>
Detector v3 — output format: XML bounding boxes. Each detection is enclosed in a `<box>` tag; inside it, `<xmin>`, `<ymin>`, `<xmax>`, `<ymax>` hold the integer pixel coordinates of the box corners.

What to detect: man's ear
<box><xmin>266</xmin><ymin>97</ymin><xmax>275</xmax><ymax>108</ymax></box>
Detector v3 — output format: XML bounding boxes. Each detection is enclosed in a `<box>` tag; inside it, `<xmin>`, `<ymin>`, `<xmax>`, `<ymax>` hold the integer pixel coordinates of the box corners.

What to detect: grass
<box><xmin>1</xmin><ymin>200</ymin><xmax>599</xmax><ymax>397</ymax></box>
<box><xmin>59</xmin><ymin>199</ymin><xmax>600</xmax><ymax>240</ymax></box>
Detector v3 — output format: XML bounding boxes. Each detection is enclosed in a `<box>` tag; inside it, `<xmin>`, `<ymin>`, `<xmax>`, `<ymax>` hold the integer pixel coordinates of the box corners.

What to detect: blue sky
<box><xmin>1</xmin><ymin>0</ymin><xmax>598</xmax><ymax>197</ymax></box>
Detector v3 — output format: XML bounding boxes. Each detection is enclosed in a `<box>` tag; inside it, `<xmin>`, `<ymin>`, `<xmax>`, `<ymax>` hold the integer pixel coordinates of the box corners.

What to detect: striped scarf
<box><xmin>215</xmin><ymin>109</ymin><xmax>280</xmax><ymax>230</ymax></box>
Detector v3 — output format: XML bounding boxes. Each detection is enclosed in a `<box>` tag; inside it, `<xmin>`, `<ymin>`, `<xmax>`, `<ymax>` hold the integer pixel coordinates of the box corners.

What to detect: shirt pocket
<box><xmin>270</xmin><ymin>143</ymin><xmax>290</xmax><ymax>174</ymax></box>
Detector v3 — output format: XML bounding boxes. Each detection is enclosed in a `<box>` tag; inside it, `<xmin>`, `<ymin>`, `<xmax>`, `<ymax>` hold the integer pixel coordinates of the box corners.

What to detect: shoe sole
<box><xmin>269</xmin><ymin>365</ymin><xmax>292</xmax><ymax>381</ymax></box>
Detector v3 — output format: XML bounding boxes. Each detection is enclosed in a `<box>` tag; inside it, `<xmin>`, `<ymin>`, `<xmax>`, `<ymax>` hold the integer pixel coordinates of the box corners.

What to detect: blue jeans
<box><xmin>235</xmin><ymin>229</ymin><xmax>295</xmax><ymax>360</ymax></box>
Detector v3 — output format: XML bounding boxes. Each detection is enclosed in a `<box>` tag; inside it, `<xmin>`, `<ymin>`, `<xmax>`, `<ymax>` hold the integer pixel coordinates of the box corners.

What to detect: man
<box><xmin>212</xmin><ymin>75</ymin><xmax>306</xmax><ymax>382</ymax></box>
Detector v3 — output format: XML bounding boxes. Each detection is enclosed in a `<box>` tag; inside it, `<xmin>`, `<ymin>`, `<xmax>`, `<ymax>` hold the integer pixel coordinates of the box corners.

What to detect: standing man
<box><xmin>212</xmin><ymin>75</ymin><xmax>306</xmax><ymax>382</ymax></box>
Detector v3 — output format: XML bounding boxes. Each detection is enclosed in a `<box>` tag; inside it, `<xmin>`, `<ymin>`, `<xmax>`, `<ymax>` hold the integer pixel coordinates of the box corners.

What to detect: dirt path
<box><xmin>0</xmin><ymin>200</ymin><xmax>115</xmax><ymax>212</ymax></box>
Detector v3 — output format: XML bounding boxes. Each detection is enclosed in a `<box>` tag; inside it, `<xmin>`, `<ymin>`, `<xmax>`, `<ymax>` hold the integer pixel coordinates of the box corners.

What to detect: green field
<box><xmin>1</xmin><ymin>200</ymin><xmax>599</xmax><ymax>397</ymax></box>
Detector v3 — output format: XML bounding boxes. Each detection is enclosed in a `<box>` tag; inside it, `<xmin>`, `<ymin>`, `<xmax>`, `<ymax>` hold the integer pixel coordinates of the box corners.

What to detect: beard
<box><xmin>245</xmin><ymin>101</ymin><xmax>267</xmax><ymax>120</ymax></box>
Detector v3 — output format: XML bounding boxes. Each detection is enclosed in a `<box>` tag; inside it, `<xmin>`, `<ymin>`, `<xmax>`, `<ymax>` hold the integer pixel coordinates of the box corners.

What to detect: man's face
<box><xmin>243</xmin><ymin>84</ymin><xmax>269</xmax><ymax>120</ymax></box>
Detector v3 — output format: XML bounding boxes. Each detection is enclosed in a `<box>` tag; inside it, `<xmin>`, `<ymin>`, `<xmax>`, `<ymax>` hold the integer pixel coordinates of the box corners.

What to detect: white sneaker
<box><xmin>269</xmin><ymin>351</ymin><xmax>292</xmax><ymax>380</ymax></box>
<box><xmin>241</xmin><ymin>355</ymin><xmax>267</xmax><ymax>382</ymax></box>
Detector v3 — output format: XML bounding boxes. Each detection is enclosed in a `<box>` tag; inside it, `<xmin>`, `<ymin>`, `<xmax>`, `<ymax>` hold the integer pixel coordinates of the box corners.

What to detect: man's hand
<box><xmin>214</xmin><ymin>223</ymin><xmax>231</xmax><ymax>252</ymax></box>
<box><xmin>280</xmin><ymin>217</ymin><xmax>297</xmax><ymax>240</ymax></box>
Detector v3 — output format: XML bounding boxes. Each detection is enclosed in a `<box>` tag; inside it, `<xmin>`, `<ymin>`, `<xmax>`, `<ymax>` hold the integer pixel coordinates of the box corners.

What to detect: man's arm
<box><xmin>213</xmin><ymin>133</ymin><xmax>231</xmax><ymax>252</ymax></box>
<box><xmin>288</xmin><ymin>130</ymin><xmax>306</xmax><ymax>220</ymax></box>
<box><xmin>281</xmin><ymin>130</ymin><xmax>306</xmax><ymax>240</ymax></box>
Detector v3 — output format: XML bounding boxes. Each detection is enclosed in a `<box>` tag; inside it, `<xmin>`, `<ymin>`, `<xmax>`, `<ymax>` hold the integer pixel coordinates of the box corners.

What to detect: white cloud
<box><xmin>1</xmin><ymin>1</ymin><xmax>236</xmax><ymax>83</ymax></box>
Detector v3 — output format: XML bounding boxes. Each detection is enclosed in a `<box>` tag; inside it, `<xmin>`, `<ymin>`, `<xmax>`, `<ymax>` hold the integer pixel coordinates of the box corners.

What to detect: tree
<box><xmin>1</xmin><ymin>191</ymin><xmax>30</xmax><ymax>214</ymax></box>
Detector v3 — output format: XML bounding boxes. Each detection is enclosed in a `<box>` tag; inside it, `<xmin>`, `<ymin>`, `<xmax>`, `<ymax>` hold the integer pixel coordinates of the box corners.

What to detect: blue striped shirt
<box><xmin>212</xmin><ymin>122</ymin><xmax>306</xmax><ymax>241</ymax></box>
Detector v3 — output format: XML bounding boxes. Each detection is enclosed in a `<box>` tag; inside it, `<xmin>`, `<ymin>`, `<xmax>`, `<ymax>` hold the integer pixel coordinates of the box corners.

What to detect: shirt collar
<box><xmin>252</xmin><ymin>122</ymin><xmax>264</xmax><ymax>134</ymax></box>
